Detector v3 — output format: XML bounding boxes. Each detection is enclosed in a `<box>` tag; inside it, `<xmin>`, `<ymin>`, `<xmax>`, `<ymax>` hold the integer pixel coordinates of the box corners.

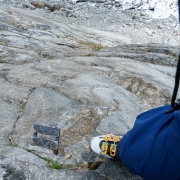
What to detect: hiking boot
<box><xmin>90</xmin><ymin>134</ymin><xmax>123</xmax><ymax>159</ymax></box>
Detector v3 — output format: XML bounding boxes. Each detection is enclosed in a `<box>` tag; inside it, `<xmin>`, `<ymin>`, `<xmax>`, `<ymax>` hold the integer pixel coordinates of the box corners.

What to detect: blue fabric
<box><xmin>116</xmin><ymin>105</ymin><xmax>180</xmax><ymax>180</ymax></box>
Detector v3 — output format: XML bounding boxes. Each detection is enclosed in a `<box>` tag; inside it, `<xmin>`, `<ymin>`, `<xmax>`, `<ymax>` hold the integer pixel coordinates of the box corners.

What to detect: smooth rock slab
<box><xmin>92</xmin><ymin>44</ymin><xmax>179</xmax><ymax>66</ymax></box>
<box><xmin>97</xmin><ymin>159</ymin><xmax>142</xmax><ymax>180</ymax></box>
<box><xmin>0</xmin><ymin>146</ymin><xmax>122</xmax><ymax>180</ymax></box>
<box><xmin>69</xmin><ymin>56</ymin><xmax>174</xmax><ymax>107</ymax></box>
<box><xmin>11</xmin><ymin>87</ymin><xmax>105</xmax><ymax>164</ymax></box>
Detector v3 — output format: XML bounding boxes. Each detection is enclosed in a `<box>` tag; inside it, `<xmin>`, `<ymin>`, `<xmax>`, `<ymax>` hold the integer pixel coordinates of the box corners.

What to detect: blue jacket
<box><xmin>116</xmin><ymin>105</ymin><xmax>180</xmax><ymax>180</ymax></box>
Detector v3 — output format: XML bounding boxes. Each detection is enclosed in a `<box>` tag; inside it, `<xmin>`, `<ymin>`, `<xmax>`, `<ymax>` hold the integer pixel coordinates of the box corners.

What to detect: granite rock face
<box><xmin>0</xmin><ymin>3</ymin><xmax>179</xmax><ymax>180</ymax></box>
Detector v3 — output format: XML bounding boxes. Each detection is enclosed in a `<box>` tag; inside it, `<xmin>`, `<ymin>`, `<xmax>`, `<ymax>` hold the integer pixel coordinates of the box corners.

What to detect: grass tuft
<box><xmin>43</xmin><ymin>158</ymin><xmax>62</xmax><ymax>170</ymax></box>
<box><xmin>43</xmin><ymin>158</ymin><xmax>93</xmax><ymax>170</ymax></box>
<box><xmin>93</xmin><ymin>44</ymin><xmax>104</xmax><ymax>51</ymax></box>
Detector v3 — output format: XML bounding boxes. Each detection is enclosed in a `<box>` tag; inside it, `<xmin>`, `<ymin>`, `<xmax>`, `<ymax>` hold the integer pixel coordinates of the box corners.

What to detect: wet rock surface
<box><xmin>0</xmin><ymin>2</ymin><xmax>179</xmax><ymax>180</ymax></box>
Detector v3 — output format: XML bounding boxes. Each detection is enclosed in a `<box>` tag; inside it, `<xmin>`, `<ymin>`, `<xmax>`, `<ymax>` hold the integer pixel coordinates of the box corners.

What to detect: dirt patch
<box><xmin>60</xmin><ymin>108</ymin><xmax>100</xmax><ymax>150</ymax></box>
<box><xmin>114</xmin><ymin>77</ymin><xmax>171</xmax><ymax>107</ymax></box>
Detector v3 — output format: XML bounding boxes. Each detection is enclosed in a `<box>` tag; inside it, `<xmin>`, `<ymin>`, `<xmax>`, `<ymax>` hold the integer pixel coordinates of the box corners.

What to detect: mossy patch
<box><xmin>65</xmin><ymin>35</ymin><xmax>107</xmax><ymax>51</ymax></box>
<box><xmin>85</xmin><ymin>53</ymin><xmax>92</xmax><ymax>56</ymax></box>
<box><xmin>43</xmin><ymin>158</ymin><xmax>87</xmax><ymax>170</ymax></box>
<box><xmin>92</xmin><ymin>44</ymin><xmax>104</xmax><ymax>51</ymax></box>
<box><xmin>8</xmin><ymin>143</ymin><xmax>17</xmax><ymax>147</ymax></box>
<box><xmin>169</xmin><ymin>54</ymin><xmax>178</xmax><ymax>62</ymax></box>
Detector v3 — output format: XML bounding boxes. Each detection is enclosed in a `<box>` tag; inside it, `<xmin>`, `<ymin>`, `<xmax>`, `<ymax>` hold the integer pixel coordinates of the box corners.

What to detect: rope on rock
<box><xmin>165</xmin><ymin>0</ymin><xmax>180</xmax><ymax>113</ymax></box>
<box><xmin>171</xmin><ymin>55</ymin><xmax>180</xmax><ymax>108</ymax></box>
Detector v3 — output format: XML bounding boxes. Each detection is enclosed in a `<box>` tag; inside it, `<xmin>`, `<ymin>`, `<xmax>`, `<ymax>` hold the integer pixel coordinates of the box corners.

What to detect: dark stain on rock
<box><xmin>88</xmin><ymin>161</ymin><xmax>104</xmax><ymax>170</ymax></box>
<box><xmin>83</xmin><ymin>170</ymin><xmax>111</xmax><ymax>180</ymax></box>
<box><xmin>2</xmin><ymin>165</ymin><xmax>26</xmax><ymax>180</ymax></box>
<box><xmin>114</xmin><ymin>77</ymin><xmax>171</xmax><ymax>107</ymax></box>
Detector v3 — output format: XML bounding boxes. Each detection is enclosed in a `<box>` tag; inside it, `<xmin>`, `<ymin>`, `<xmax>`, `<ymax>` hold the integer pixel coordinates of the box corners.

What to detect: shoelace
<box><xmin>100</xmin><ymin>134</ymin><xmax>121</xmax><ymax>157</ymax></box>
<box><xmin>165</xmin><ymin>54</ymin><xmax>180</xmax><ymax>114</ymax></box>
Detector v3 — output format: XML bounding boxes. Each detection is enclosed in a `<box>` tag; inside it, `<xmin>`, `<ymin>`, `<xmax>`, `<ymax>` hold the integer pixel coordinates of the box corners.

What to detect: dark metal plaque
<box><xmin>32</xmin><ymin>137</ymin><xmax>58</xmax><ymax>150</ymax></box>
<box><xmin>32</xmin><ymin>124</ymin><xmax>60</xmax><ymax>155</ymax></box>
<box><xmin>34</xmin><ymin>124</ymin><xmax>60</xmax><ymax>137</ymax></box>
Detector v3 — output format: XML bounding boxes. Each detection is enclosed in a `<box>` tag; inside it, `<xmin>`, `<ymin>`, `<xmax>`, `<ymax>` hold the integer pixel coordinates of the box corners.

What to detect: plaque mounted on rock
<box><xmin>32</xmin><ymin>124</ymin><xmax>61</xmax><ymax>155</ymax></box>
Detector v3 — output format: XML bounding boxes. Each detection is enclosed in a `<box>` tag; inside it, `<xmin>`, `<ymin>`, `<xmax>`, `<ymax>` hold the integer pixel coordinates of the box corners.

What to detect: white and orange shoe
<box><xmin>90</xmin><ymin>134</ymin><xmax>123</xmax><ymax>159</ymax></box>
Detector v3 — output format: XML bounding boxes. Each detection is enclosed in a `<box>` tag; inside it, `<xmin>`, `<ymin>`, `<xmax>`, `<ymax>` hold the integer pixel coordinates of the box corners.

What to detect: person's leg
<box><xmin>91</xmin><ymin>106</ymin><xmax>180</xmax><ymax>180</ymax></box>
<box><xmin>115</xmin><ymin>105</ymin><xmax>180</xmax><ymax>180</ymax></box>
